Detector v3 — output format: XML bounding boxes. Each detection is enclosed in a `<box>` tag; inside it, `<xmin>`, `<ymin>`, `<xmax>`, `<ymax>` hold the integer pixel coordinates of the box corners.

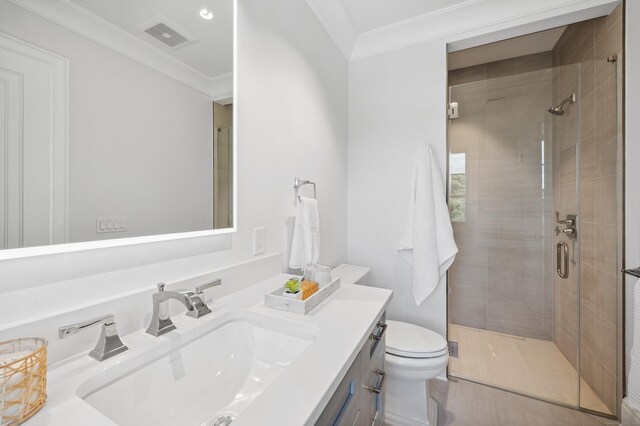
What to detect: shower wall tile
<box><xmin>595</xmin><ymin>270</ymin><xmax>617</xmax><ymax>324</ymax></box>
<box><xmin>450</xmin><ymin>244</ymin><xmax>487</xmax><ymax>275</ymax></box>
<box><xmin>559</xmin><ymin>290</ymin><xmax>578</xmax><ymax>338</ymax></box>
<box><xmin>448</xmin><ymin>63</ymin><xmax>487</xmax><ymax>86</ymax></box>
<box><xmin>486</xmin><ymin>52</ymin><xmax>552</xmax><ymax>80</ymax></box>
<box><xmin>580</xmin><ymin>135</ymin><xmax>596</xmax><ymax>181</ymax></box>
<box><xmin>580</xmin><ymin>222</ymin><xmax>595</xmax><ymax>266</ymax></box>
<box><xmin>580</xmin><ymin>179</ymin><xmax>595</xmax><ymax>222</ymax></box>
<box><xmin>555</xmin><ymin>324</ymin><xmax>578</xmax><ymax>367</ymax></box>
<box><xmin>450</xmin><ymin>300</ymin><xmax>487</xmax><ymax>329</ymax></box>
<box><xmin>581</xmin><ymin>304</ymin><xmax>596</xmax><ymax>353</ymax></box>
<box><xmin>580</xmin><ymin>345</ymin><xmax>617</xmax><ymax>411</ymax></box>
<box><xmin>594</xmin><ymin>3</ymin><xmax>622</xmax><ymax>40</ymax></box>
<box><xmin>595</xmin><ymin>126</ymin><xmax>619</xmax><ymax>177</ymax></box>
<box><xmin>487</xmin><ymin>248</ymin><xmax>545</xmax><ymax>281</ymax></box>
<box><xmin>448</xmin><ymin>52</ymin><xmax>553</xmax><ymax>340</ymax></box>
<box><xmin>449</xmin><ymin>52</ymin><xmax>552</xmax><ymax>86</ymax></box>
<box><xmin>449</xmin><ymin>270</ymin><xmax>488</xmax><ymax>303</ymax></box>
<box><xmin>594</xmin><ymin>175</ymin><xmax>617</xmax><ymax>225</ymax></box>
<box><xmin>595</xmin><ymin>75</ymin><xmax>618</xmax><ymax>132</ymax></box>
<box><xmin>580</xmin><ymin>91</ymin><xmax>596</xmax><ymax>138</ymax></box>
<box><xmin>595</xmin><ymin>16</ymin><xmax>622</xmax><ymax>64</ymax></box>
<box><xmin>554</xmin><ymin>21</ymin><xmax>594</xmax><ymax>67</ymax></box>
<box><xmin>594</xmin><ymin>224</ymin><xmax>617</xmax><ymax>275</ymax></box>
<box><xmin>558</xmin><ymin>146</ymin><xmax>577</xmax><ymax>185</ymax></box>
<box><xmin>580</xmin><ymin>262</ymin><xmax>596</xmax><ymax>309</ymax></box>
<box><xmin>595</xmin><ymin>318</ymin><xmax>617</xmax><ymax>375</ymax></box>
<box><xmin>580</xmin><ymin>52</ymin><xmax>596</xmax><ymax>96</ymax></box>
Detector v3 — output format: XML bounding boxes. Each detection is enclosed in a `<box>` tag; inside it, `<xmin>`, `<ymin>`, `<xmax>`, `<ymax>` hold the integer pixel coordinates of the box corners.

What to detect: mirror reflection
<box><xmin>0</xmin><ymin>0</ymin><xmax>234</xmax><ymax>250</ymax></box>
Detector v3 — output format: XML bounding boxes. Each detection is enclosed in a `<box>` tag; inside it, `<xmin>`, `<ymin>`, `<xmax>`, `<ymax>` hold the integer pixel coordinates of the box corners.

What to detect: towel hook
<box><xmin>293</xmin><ymin>178</ymin><xmax>317</xmax><ymax>205</ymax></box>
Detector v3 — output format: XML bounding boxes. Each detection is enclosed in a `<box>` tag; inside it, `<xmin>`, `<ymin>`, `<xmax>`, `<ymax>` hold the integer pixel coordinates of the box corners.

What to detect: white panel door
<box><xmin>0</xmin><ymin>34</ymin><xmax>67</xmax><ymax>249</ymax></box>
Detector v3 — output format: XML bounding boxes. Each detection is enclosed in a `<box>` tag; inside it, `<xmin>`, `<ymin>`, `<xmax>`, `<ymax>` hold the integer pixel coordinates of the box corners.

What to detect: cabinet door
<box><xmin>316</xmin><ymin>353</ymin><xmax>361</xmax><ymax>426</ymax></box>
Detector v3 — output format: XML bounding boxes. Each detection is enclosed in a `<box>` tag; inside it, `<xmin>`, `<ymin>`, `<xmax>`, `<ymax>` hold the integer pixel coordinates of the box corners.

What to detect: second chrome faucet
<box><xmin>146</xmin><ymin>280</ymin><xmax>220</xmax><ymax>337</ymax></box>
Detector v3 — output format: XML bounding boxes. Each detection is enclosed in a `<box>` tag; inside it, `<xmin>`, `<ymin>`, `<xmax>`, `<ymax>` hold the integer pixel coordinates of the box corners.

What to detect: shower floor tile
<box><xmin>448</xmin><ymin>324</ymin><xmax>611</xmax><ymax>415</ymax></box>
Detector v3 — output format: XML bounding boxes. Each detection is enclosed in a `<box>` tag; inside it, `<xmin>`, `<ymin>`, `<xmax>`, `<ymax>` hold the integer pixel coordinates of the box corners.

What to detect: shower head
<box><xmin>548</xmin><ymin>93</ymin><xmax>576</xmax><ymax>116</ymax></box>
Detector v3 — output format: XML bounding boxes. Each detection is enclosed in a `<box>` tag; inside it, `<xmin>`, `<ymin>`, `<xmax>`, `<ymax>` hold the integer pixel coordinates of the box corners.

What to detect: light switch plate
<box><xmin>253</xmin><ymin>227</ymin><xmax>265</xmax><ymax>256</ymax></box>
<box><xmin>97</xmin><ymin>216</ymin><xmax>128</xmax><ymax>233</ymax></box>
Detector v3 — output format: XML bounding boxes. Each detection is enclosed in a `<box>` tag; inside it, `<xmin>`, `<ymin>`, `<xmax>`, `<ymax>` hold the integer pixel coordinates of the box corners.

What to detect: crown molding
<box><xmin>304</xmin><ymin>0</ymin><xmax>358</xmax><ymax>59</ymax></box>
<box><xmin>351</xmin><ymin>0</ymin><xmax>619</xmax><ymax>61</ymax></box>
<box><xmin>211</xmin><ymin>72</ymin><xmax>233</xmax><ymax>101</ymax></box>
<box><xmin>444</xmin><ymin>0</ymin><xmax>619</xmax><ymax>53</ymax></box>
<box><xmin>7</xmin><ymin>0</ymin><xmax>233</xmax><ymax>99</ymax></box>
<box><xmin>305</xmin><ymin>0</ymin><xmax>620</xmax><ymax>62</ymax></box>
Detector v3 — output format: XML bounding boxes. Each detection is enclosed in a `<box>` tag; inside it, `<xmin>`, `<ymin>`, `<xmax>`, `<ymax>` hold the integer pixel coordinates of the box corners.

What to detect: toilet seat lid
<box><xmin>385</xmin><ymin>320</ymin><xmax>448</xmax><ymax>358</ymax></box>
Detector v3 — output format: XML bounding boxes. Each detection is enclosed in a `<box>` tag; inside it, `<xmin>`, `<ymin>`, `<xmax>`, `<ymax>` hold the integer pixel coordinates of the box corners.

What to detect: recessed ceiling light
<box><xmin>200</xmin><ymin>8</ymin><xmax>214</xmax><ymax>20</ymax></box>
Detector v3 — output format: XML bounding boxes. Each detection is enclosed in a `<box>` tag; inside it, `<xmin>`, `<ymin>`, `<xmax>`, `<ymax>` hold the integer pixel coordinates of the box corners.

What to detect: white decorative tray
<box><xmin>264</xmin><ymin>277</ymin><xmax>341</xmax><ymax>315</ymax></box>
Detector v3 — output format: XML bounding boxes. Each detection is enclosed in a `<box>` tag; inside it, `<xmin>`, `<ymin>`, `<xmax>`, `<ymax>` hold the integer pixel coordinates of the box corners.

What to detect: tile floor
<box><xmin>448</xmin><ymin>324</ymin><xmax>611</xmax><ymax>414</ymax></box>
<box><xmin>431</xmin><ymin>377</ymin><xmax>619</xmax><ymax>426</ymax></box>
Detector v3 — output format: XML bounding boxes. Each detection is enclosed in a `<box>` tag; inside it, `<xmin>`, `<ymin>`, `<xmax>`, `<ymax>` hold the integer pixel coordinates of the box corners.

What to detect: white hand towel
<box><xmin>398</xmin><ymin>145</ymin><xmax>458</xmax><ymax>305</ymax></box>
<box><xmin>288</xmin><ymin>197</ymin><xmax>320</xmax><ymax>270</ymax></box>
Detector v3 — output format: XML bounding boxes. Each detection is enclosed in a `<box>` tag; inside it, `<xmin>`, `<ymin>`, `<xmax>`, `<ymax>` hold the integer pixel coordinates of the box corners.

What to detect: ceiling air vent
<box><xmin>135</xmin><ymin>14</ymin><xmax>197</xmax><ymax>49</ymax></box>
<box><xmin>144</xmin><ymin>23</ymin><xmax>188</xmax><ymax>48</ymax></box>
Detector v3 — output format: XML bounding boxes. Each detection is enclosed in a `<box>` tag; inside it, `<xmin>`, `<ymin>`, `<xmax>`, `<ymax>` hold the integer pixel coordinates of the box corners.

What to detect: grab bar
<box><xmin>557</xmin><ymin>242</ymin><xmax>569</xmax><ymax>279</ymax></box>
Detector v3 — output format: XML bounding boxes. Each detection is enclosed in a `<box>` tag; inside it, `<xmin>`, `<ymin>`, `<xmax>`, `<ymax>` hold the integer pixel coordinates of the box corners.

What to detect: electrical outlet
<box><xmin>253</xmin><ymin>227</ymin><xmax>265</xmax><ymax>255</ymax></box>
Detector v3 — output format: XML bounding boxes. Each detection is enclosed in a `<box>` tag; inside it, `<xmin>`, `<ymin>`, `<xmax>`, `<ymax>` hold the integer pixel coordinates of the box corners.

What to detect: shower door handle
<box><xmin>557</xmin><ymin>242</ymin><xmax>569</xmax><ymax>279</ymax></box>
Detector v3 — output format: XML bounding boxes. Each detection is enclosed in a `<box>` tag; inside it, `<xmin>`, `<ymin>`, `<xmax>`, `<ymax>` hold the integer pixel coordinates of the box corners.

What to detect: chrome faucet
<box><xmin>146</xmin><ymin>283</ymin><xmax>211</xmax><ymax>337</ymax></box>
<box><xmin>59</xmin><ymin>314</ymin><xmax>128</xmax><ymax>361</ymax></box>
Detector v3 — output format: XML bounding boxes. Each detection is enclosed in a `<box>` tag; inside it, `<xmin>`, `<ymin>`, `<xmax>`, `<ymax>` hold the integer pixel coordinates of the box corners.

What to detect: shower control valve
<box><xmin>554</xmin><ymin>212</ymin><xmax>577</xmax><ymax>240</ymax></box>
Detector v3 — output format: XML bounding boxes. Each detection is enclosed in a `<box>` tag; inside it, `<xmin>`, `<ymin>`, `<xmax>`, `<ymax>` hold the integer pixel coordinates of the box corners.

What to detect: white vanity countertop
<box><xmin>26</xmin><ymin>274</ymin><xmax>392</xmax><ymax>426</ymax></box>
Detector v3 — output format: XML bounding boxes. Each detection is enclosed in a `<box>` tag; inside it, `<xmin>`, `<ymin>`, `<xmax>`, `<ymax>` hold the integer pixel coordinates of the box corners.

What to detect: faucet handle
<box><xmin>193</xmin><ymin>279</ymin><xmax>220</xmax><ymax>316</ymax></box>
<box><xmin>195</xmin><ymin>278</ymin><xmax>222</xmax><ymax>299</ymax></box>
<box><xmin>157</xmin><ymin>282</ymin><xmax>166</xmax><ymax>292</ymax></box>
<box><xmin>59</xmin><ymin>314</ymin><xmax>128</xmax><ymax>361</ymax></box>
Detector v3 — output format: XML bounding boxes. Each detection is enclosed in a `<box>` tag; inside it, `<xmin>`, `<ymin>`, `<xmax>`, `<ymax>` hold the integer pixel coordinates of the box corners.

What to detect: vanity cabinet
<box><xmin>316</xmin><ymin>313</ymin><xmax>386</xmax><ymax>426</ymax></box>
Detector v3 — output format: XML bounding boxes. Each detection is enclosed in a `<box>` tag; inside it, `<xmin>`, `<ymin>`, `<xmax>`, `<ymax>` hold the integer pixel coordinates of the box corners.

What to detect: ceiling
<box><xmin>340</xmin><ymin>0</ymin><xmax>475</xmax><ymax>33</ymax></box>
<box><xmin>448</xmin><ymin>26</ymin><xmax>566</xmax><ymax>70</ymax></box>
<box><xmin>68</xmin><ymin>0</ymin><xmax>233</xmax><ymax>79</ymax></box>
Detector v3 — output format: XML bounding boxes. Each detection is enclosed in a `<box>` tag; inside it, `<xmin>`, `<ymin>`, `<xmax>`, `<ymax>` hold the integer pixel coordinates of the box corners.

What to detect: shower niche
<box><xmin>446</xmin><ymin>6</ymin><xmax>623</xmax><ymax>418</ymax></box>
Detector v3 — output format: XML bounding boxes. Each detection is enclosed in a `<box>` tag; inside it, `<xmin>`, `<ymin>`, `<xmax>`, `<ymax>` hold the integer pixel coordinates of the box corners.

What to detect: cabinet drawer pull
<box><xmin>368</xmin><ymin>369</ymin><xmax>386</xmax><ymax>394</ymax></box>
<box><xmin>371</xmin><ymin>322</ymin><xmax>387</xmax><ymax>341</ymax></box>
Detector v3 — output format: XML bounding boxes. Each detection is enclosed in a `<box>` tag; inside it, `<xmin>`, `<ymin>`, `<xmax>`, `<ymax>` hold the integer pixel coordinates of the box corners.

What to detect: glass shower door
<box><xmin>447</xmin><ymin>64</ymin><xmax>581</xmax><ymax>409</ymax></box>
<box><xmin>447</xmin><ymin>58</ymin><xmax>620</xmax><ymax>416</ymax></box>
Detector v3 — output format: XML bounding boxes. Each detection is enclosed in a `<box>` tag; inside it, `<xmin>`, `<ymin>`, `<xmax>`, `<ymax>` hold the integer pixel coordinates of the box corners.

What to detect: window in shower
<box><xmin>449</xmin><ymin>153</ymin><xmax>466</xmax><ymax>222</ymax></box>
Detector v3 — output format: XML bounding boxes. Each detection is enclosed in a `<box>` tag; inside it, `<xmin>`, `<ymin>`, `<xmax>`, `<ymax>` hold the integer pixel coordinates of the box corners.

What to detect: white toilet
<box><xmin>330</xmin><ymin>265</ymin><xmax>449</xmax><ymax>425</ymax></box>
<box><xmin>384</xmin><ymin>320</ymin><xmax>449</xmax><ymax>426</ymax></box>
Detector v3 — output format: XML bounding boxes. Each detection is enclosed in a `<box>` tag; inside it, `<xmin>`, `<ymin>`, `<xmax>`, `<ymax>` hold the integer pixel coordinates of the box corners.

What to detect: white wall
<box><xmin>625</xmin><ymin>0</ymin><xmax>640</xmax><ymax>380</ymax></box>
<box><xmin>347</xmin><ymin>42</ymin><xmax>448</xmax><ymax>335</ymax></box>
<box><xmin>0</xmin><ymin>0</ymin><xmax>348</xmax><ymax>351</ymax></box>
<box><xmin>0</xmin><ymin>1</ymin><xmax>214</xmax><ymax>244</ymax></box>
<box><xmin>235</xmin><ymin>0</ymin><xmax>349</xmax><ymax>269</ymax></box>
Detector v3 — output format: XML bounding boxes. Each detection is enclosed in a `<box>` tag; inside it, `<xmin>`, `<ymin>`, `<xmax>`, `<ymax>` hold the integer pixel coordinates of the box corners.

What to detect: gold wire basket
<box><xmin>0</xmin><ymin>338</ymin><xmax>47</xmax><ymax>425</ymax></box>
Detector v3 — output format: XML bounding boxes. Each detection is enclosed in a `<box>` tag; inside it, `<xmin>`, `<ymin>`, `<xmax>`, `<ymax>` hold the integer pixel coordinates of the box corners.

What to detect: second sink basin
<box><xmin>80</xmin><ymin>311</ymin><xmax>316</xmax><ymax>426</ymax></box>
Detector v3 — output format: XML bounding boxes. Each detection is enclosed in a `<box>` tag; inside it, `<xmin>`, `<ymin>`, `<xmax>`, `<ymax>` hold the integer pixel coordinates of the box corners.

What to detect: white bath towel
<box><xmin>288</xmin><ymin>197</ymin><xmax>320</xmax><ymax>270</ymax></box>
<box><xmin>398</xmin><ymin>145</ymin><xmax>458</xmax><ymax>305</ymax></box>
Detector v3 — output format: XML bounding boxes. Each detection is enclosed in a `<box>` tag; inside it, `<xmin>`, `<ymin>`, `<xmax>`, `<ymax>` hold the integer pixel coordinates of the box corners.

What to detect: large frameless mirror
<box><xmin>0</xmin><ymin>0</ymin><xmax>235</xmax><ymax>255</ymax></box>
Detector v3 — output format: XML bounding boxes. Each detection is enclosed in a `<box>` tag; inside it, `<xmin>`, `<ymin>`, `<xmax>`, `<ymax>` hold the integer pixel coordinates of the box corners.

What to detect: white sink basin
<box><xmin>79</xmin><ymin>311</ymin><xmax>316</xmax><ymax>426</ymax></box>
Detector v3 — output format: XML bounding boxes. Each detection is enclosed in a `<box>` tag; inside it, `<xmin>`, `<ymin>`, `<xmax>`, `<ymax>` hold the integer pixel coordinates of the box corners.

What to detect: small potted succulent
<box><xmin>283</xmin><ymin>277</ymin><xmax>302</xmax><ymax>299</ymax></box>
